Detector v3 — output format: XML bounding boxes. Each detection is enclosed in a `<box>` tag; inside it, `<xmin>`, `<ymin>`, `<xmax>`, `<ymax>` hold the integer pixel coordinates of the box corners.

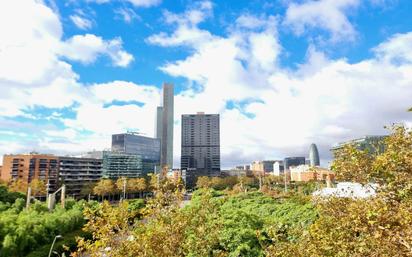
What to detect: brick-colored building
<box><xmin>1</xmin><ymin>153</ymin><xmax>103</xmax><ymax>197</ymax></box>
<box><xmin>290</xmin><ymin>165</ymin><xmax>335</xmax><ymax>182</ymax></box>
<box><xmin>1</xmin><ymin>154</ymin><xmax>59</xmax><ymax>192</ymax></box>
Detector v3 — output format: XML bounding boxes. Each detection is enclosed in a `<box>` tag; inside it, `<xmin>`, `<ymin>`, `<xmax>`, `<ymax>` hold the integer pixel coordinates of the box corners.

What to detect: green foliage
<box><xmin>266</xmin><ymin>125</ymin><xmax>412</xmax><ymax>256</ymax></box>
<box><xmin>77</xmin><ymin>188</ymin><xmax>317</xmax><ymax>257</ymax></box>
<box><xmin>127</xmin><ymin>198</ymin><xmax>145</xmax><ymax>212</ymax></box>
<box><xmin>0</xmin><ymin>185</ymin><xmax>25</xmax><ymax>204</ymax></box>
<box><xmin>25</xmin><ymin>229</ymin><xmax>91</xmax><ymax>257</ymax></box>
<box><xmin>0</xmin><ymin>200</ymin><xmax>85</xmax><ymax>257</ymax></box>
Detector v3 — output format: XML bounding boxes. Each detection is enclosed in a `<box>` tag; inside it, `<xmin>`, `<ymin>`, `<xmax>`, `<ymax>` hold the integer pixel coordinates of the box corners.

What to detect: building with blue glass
<box><xmin>111</xmin><ymin>132</ymin><xmax>160</xmax><ymax>175</ymax></box>
<box><xmin>309</xmin><ymin>143</ymin><xmax>320</xmax><ymax>167</ymax></box>
<box><xmin>102</xmin><ymin>151</ymin><xmax>142</xmax><ymax>178</ymax></box>
<box><xmin>284</xmin><ymin>157</ymin><xmax>306</xmax><ymax>171</ymax></box>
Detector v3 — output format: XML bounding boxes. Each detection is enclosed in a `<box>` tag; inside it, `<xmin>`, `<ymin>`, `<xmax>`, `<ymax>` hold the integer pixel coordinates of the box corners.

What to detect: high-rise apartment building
<box><xmin>156</xmin><ymin>83</ymin><xmax>174</xmax><ymax>170</ymax></box>
<box><xmin>112</xmin><ymin>132</ymin><xmax>160</xmax><ymax>174</ymax></box>
<box><xmin>181</xmin><ymin>113</ymin><xmax>220</xmax><ymax>187</ymax></box>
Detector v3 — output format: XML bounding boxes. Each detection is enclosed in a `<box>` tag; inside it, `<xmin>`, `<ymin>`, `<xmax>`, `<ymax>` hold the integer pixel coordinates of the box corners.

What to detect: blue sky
<box><xmin>0</xmin><ymin>0</ymin><xmax>412</xmax><ymax>168</ymax></box>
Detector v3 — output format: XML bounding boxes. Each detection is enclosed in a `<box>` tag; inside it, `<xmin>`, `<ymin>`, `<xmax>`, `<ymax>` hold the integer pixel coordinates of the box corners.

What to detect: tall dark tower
<box><xmin>155</xmin><ymin>83</ymin><xmax>174</xmax><ymax>170</ymax></box>
<box><xmin>309</xmin><ymin>143</ymin><xmax>320</xmax><ymax>167</ymax></box>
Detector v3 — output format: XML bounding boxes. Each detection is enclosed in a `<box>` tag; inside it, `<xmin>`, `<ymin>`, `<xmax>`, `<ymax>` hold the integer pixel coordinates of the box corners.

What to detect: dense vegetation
<box><xmin>0</xmin><ymin>184</ymin><xmax>25</xmax><ymax>205</ymax></box>
<box><xmin>3</xmin><ymin>124</ymin><xmax>411</xmax><ymax>256</ymax></box>
<box><xmin>73</xmin><ymin>124</ymin><xmax>412</xmax><ymax>256</ymax></box>
<box><xmin>0</xmin><ymin>196</ymin><xmax>86</xmax><ymax>257</ymax></box>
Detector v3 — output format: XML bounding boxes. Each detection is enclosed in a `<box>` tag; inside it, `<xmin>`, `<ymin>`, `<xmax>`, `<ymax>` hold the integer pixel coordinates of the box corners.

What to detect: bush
<box><xmin>0</xmin><ymin>200</ymin><xmax>85</xmax><ymax>257</ymax></box>
<box><xmin>0</xmin><ymin>185</ymin><xmax>25</xmax><ymax>205</ymax></box>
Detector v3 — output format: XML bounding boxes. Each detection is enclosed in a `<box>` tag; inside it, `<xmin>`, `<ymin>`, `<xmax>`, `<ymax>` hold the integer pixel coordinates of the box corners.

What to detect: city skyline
<box><xmin>1</xmin><ymin>1</ymin><xmax>412</xmax><ymax>169</ymax></box>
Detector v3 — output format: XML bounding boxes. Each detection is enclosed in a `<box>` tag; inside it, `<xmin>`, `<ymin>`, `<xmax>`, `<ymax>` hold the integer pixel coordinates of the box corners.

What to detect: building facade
<box><xmin>290</xmin><ymin>165</ymin><xmax>335</xmax><ymax>182</ymax></box>
<box><xmin>102</xmin><ymin>151</ymin><xmax>143</xmax><ymax>179</ymax></box>
<box><xmin>58</xmin><ymin>157</ymin><xmax>102</xmax><ymax>198</ymax></box>
<box><xmin>112</xmin><ymin>132</ymin><xmax>160</xmax><ymax>175</ymax></box>
<box><xmin>1</xmin><ymin>154</ymin><xmax>59</xmax><ymax>192</ymax></box>
<box><xmin>0</xmin><ymin>154</ymin><xmax>102</xmax><ymax>197</ymax></box>
<box><xmin>156</xmin><ymin>83</ymin><xmax>174</xmax><ymax>169</ymax></box>
<box><xmin>284</xmin><ymin>157</ymin><xmax>306</xmax><ymax>171</ymax></box>
<box><xmin>273</xmin><ymin>161</ymin><xmax>285</xmax><ymax>176</ymax></box>
<box><xmin>181</xmin><ymin>113</ymin><xmax>220</xmax><ymax>187</ymax></box>
<box><xmin>251</xmin><ymin>160</ymin><xmax>277</xmax><ymax>173</ymax></box>
<box><xmin>309</xmin><ymin>143</ymin><xmax>320</xmax><ymax>167</ymax></box>
<box><xmin>331</xmin><ymin>136</ymin><xmax>387</xmax><ymax>155</ymax></box>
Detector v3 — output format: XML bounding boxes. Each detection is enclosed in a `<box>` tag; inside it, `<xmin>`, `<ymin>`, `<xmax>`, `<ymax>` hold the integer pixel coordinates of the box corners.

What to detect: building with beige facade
<box><xmin>290</xmin><ymin>165</ymin><xmax>335</xmax><ymax>182</ymax></box>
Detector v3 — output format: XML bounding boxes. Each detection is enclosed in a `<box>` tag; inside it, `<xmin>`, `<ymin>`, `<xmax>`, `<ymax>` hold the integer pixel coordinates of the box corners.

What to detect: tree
<box><xmin>128</xmin><ymin>178</ymin><xmax>146</xmax><ymax>198</ymax></box>
<box><xmin>266</xmin><ymin>125</ymin><xmax>412</xmax><ymax>256</ymax></box>
<box><xmin>93</xmin><ymin>179</ymin><xmax>115</xmax><ymax>201</ymax></box>
<box><xmin>29</xmin><ymin>179</ymin><xmax>46</xmax><ymax>196</ymax></box>
<box><xmin>196</xmin><ymin>176</ymin><xmax>211</xmax><ymax>189</ymax></box>
<box><xmin>79</xmin><ymin>182</ymin><xmax>96</xmax><ymax>199</ymax></box>
<box><xmin>116</xmin><ymin>177</ymin><xmax>127</xmax><ymax>198</ymax></box>
<box><xmin>8</xmin><ymin>179</ymin><xmax>27</xmax><ymax>194</ymax></box>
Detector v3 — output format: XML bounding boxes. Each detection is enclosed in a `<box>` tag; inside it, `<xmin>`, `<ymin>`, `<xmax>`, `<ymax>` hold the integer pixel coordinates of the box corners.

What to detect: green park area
<box><xmin>0</xmin><ymin>125</ymin><xmax>411</xmax><ymax>257</ymax></box>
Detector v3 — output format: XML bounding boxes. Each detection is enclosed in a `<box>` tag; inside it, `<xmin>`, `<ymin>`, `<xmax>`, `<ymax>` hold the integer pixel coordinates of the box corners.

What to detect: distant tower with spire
<box><xmin>309</xmin><ymin>143</ymin><xmax>320</xmax><ymax>167</ymax></box>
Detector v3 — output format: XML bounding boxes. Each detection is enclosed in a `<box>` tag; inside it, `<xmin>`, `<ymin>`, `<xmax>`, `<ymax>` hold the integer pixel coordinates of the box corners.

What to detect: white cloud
<box><xmin>373</xmin><ymin>32</ymin><xmax>412</xmax><ymax>63</ymax></box>
<box><xmin>284</xmin><ymin>0</ymin><xmax>359</xmax><ymax>42</ymax></box>
<box><xmin>149</xmin><ymin>4</ymin><xmax>412</xmax><ymax>168</ymax></box>
<box><xmin>0</xmin><ymin>1</ymin><xmax>134</xmax><ymax>120</ymax></box>
<box><xmin>146</xmin><ymin>1</ymin><xmax>214</xmax><ymax>47</ymax></box>
<box><xmin>1</xmin><ymin>0</ymin><xmax>411</xmax><ymax>172</ymax></box>
<box><xmin>87</xmin><ymin>0</ymin><xmax>161</xmax><ymax>7</ymax></box>
<box><xmin>60</xmin><ymin>34</ymin><xmax>134</xmax><ymax>67</ymax></box>
<box><xmin>114</xmin><ymin>7</ymin><xmax>140</xmax><ymax>23</ymax></box>
<box><xmin>126</xmin><ymin>0</ymin><xmax>161</xmax><ymax>7</ymax></box>
<box><xmin>70</xmin><ymin>14</ymin><xmax>93</xmax><ymax>30</ymax></box>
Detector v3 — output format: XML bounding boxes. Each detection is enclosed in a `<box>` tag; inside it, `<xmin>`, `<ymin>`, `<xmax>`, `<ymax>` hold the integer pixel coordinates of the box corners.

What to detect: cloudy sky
<box><xmin>0</xmin><ymin>0</ymin><xmax>411</xmax><ymax>168</ymax></box>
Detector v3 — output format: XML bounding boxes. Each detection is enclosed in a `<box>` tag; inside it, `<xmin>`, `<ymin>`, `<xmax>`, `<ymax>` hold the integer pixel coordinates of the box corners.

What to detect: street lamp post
<box><xmin>48</xmin><ymin>235</ymin><xmax>62</xmax><ymax>257</ymax></box>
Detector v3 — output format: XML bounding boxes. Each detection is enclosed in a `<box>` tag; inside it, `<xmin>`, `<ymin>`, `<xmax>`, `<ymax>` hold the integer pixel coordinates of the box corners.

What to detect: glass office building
<box><xmin>112</xmin><ymin>132</ymin><xmax>160</xmax><ymax>175</ymax></box>
<box><xmin>102</xmin><ymin>151</ymin><xmax>142</xmax><ymax>179</ymax></box>
<box><xmin>309</xmin><ymin>143</ymin><xmax>320</xmax><ymax>167</ymax></box>
<box><xmin>284</xmin><ymin>157</ymin><xmax>306</xmax><ymax>170</ymax></box>
<box><xmin>331</xmin><ymin>135</ymin><xmax>387</xmax><ymax>155</ymax></box>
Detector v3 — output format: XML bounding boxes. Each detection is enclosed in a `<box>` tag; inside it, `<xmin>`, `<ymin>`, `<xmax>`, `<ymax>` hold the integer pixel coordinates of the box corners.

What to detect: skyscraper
<box><xmin>309</xmin><ymin>143</ymin><xmax>320</xmax><ymax>167</ymax></box>
<box><xmin>181</xmin><ymin>112</ymin><xmax>220</xmax><ymax>187</ymax></box>
<box><xmin>156</xmin><ymin>83</ymin><xmax>174</xmax><ymax>170</ymax></box>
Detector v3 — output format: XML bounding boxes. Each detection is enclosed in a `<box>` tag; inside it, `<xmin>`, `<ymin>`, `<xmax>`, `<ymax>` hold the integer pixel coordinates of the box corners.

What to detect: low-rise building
<box><xmin>102</xmin><ymin>151</ymin><xmax>142</xmax><ymax>179</ymax></box>
<box><xmin>58</xmin><ymin>156</ymin><xmax>102</xmax><ymax>198</ymax></box>
<box><xmin>0</xmin><ymin>153</ymin><xmax>103</xmax><ymax>197</ymax></box>
<box><xmin>251</xmin><ymin>160</ymin><xmax>277</xmax><ymax>173</ymax></box>
<box><xmin>331</xmin><ymin>135</ymin><xmax>387</xmax><ymax>155</ymax></box>
<box><xmin>1</xmin><ymin>153</ymin><xmax>59</xmax><ymax>192</ymax></box>
<box><xmin>313</xmin><ymin>182</ymin><xmax>377</xmax><ymax>198</ymax></box>
<box><xmin>221</xmin><ymin>169</ymin><xmax>248</xmax><ymax>177</ymax></box>
<box><xmin>273</xmin><ymin>161</ymin><xmax>284</xmax><ymax>176</ymax></box>
<box><xmin>290</xmin><ymin>165</ymin><xmax>335</xmax><ymax>182</ymax></box>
